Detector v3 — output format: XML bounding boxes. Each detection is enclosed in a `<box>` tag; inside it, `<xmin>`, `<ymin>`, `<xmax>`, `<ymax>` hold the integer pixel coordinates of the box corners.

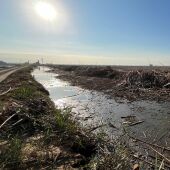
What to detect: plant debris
<box><xmin>121</xmin><ymin>115</ymin><xmax>144</xmax><ymax>126</ymax></box>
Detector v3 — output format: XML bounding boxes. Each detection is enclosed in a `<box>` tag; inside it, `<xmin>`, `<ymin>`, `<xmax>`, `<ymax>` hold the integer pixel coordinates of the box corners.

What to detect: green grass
<box><xmin>55</xmin><ymin>108</ymin><xmax>77</xmax><ymax>134</ymax></box>
<box><xmin>0</xmin><ymin>137</ymin><xmax>22</xmax><ymax>168</ymax></box>
<box><xmin>12</xmin><ymin>86</ymin><xmax>35</xmax><ymax>100</ymax></box>
<box><xmin>87</xmin><ymin>143</ymin><xmax>131</xmax><ymax>170</ymax></box>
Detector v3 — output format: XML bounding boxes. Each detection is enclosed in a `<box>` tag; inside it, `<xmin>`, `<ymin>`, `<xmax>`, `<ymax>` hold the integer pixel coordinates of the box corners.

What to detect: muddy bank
<box><xmin>48</xmin><ymin>65</ymin><xmax>170</xmax><ymax>101</ymax></box>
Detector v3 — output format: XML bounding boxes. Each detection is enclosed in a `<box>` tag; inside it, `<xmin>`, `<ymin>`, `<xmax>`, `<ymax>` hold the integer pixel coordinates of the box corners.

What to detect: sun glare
<box><xmin>35</xmin><ymin>1</ymin><xmax>57</xmax><ymax>21</ymax></box>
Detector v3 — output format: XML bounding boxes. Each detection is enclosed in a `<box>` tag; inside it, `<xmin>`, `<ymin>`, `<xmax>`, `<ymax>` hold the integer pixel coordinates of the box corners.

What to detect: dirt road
<box><xmin>0</xmin><ymin>67</ymin><xmax>16</xmax><ymax>74</ymax></box>
<box><xmin>0</xmin><ymin>66</ymin><xmax>25</xmax><ymax>83</ymax></box>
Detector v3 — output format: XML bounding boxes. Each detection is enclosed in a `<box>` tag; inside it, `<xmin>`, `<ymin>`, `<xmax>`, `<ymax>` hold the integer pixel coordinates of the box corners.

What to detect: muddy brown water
<box><xmin>32</xmin><ymin>66</ymin><xmax>170</xmax><ymax>147</ymax></box>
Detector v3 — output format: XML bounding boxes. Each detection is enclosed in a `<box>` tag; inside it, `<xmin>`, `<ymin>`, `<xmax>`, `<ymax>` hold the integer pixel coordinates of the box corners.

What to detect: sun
<box><xmin>35</xmin><ymin>1</ymin><xmax>57</xmax><ymax>21</ymax></box>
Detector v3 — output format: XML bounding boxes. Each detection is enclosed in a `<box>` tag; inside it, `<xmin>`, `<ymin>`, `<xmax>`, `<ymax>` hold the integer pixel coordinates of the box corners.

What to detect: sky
<box><xmin>0</xmin><ymin>0</ymin><xmax>170</xmax><ymax>65</ymax></box>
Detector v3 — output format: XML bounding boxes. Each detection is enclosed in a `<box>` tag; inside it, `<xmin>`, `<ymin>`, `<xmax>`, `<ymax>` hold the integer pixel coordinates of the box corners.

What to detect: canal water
<box><xmin>32</xmin><ymin>66</ymin><xmax>170</xmax><ymax>146</ymax></box>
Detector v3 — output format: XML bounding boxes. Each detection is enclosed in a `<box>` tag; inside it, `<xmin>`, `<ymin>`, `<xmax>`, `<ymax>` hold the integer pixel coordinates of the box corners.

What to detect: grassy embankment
<box><xmin>0</xmin><ymin>67</ymin><xmax>131</xmax><ymax>169</ymax></box>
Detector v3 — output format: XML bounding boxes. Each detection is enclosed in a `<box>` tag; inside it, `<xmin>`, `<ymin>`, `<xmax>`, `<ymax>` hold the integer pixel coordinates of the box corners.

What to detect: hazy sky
<box><xmin>0</xmin><ymin>0</ymin><xmax>170</xmax><ymax>65</ymax></box>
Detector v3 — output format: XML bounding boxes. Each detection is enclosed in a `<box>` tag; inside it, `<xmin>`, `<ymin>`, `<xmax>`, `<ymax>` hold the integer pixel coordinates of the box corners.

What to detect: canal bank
<box><xmin>32</xmin><ymin>66</ymin><xmax>170</xmax><ymax>169</ymax></box>
<box><xmin>0</xmin><ymin>67</ymin><xmax>99</xmax><ymax>169</ymax></box>
<box><xmin>32</xmin><ymin>66</ymin><xmax>170</xmax><ymax>147</ymax></box>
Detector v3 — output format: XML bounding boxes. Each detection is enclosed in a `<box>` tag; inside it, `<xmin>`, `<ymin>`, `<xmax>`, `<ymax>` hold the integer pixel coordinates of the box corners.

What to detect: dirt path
<box><xmin>0</xmin><ymin>67</ymin><xmax>16</xmax><ymax>74</ymax></box>
<box><xmin>0</xmin><ymin>66</ymin><xmax>25</xmax><ymax>83</ymax></box>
